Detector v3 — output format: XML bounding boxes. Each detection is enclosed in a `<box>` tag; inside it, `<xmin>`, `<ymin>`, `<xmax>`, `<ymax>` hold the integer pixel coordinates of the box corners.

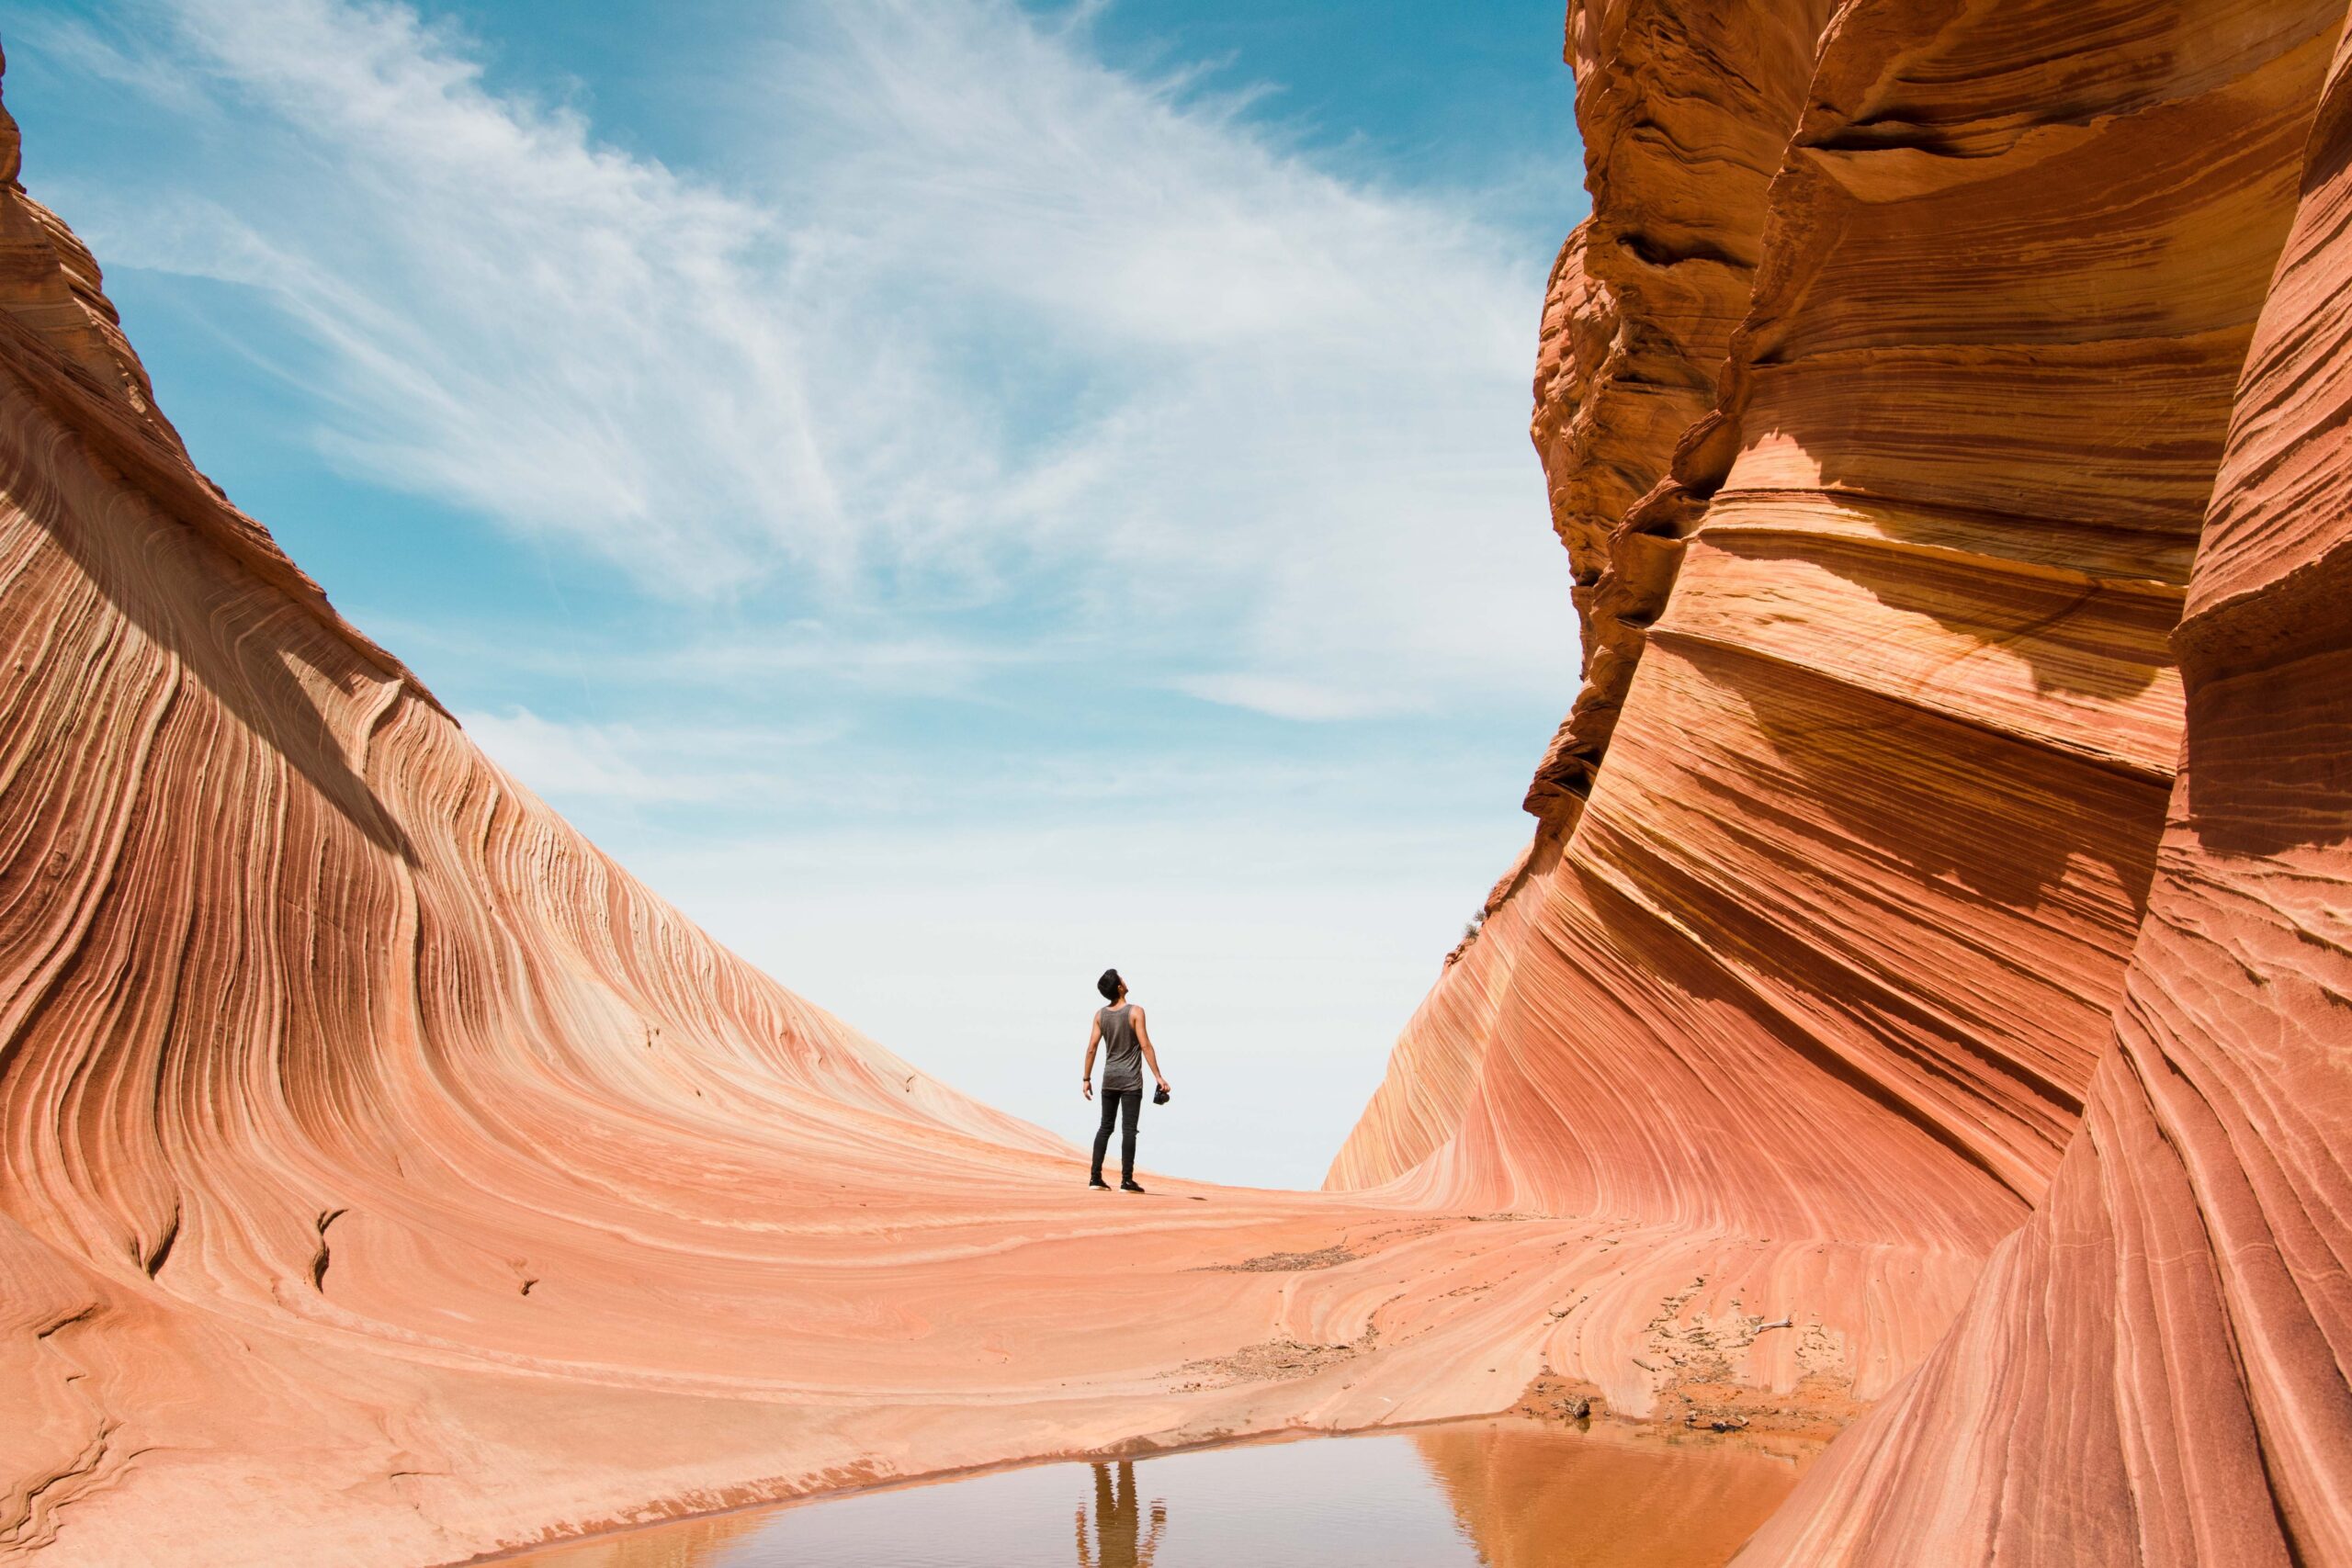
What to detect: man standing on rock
<box><xmin>1082</xmin><ymin>968</ymin><xmax>1170</xmax><ymax>1192</ymax></box>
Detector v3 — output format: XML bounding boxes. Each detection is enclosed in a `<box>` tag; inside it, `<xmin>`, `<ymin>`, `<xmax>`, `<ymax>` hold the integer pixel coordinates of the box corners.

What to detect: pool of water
<box><xmin>498</xmin><ymin>1416</ymin><xmax>1815</xmax><ymax>1568</ymax></box>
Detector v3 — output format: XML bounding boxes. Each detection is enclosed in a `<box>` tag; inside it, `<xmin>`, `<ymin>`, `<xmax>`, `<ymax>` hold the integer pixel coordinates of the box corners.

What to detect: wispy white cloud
<box><xmin>458</xmin><ymin>706</ymin><xmax>870</xmax><ymax>806</ymax></box>
<box><xmin>376</xmin><ymin>615</ymin><xmax>1023</xmax><ymax>698</ymax></box>
<box><xmin>1170</xmin><ymin>673</ymin><xmax>1393</xmax><ymax>722</ymax></box>
<box><xmin>61</xmin><ymin>0</ymin><xmax>842</xmax><ymax>592</ymax></box>
<box><xmin>460</xmin><ymin>706</ymin><xmax>710</xmax><ymax>805</ymax></box>
<box><xmin>40</xmin><ymin>0</ymin><xmax>1570</xmax><ymax>720</ymax></box>
<box><xmin>456</xmin><ymin>699</ymin><xmax>1501</xmax><ymax>827</ymax></box>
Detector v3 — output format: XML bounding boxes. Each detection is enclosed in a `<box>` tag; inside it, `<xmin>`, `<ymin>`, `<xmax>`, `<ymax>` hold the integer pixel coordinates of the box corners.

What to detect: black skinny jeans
<box><xmin>1091</xmin><ymin>1088</ymin><xmax>1141</xmax><ymax>1182</ymax></box>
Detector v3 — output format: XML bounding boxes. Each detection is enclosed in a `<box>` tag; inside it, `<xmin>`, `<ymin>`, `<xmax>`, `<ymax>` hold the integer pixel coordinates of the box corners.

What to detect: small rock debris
<box><xmin>1197</xmin><ymin>1245</ymin><xmax>1357</xmax><ymax>1273</ymax></box>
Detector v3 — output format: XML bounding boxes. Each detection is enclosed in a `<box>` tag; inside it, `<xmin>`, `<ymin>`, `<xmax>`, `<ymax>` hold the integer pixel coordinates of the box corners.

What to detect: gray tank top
<box><xmin>1097</xmin><ymin>1004</ymin><xmax>1143</xmax><ymax>1091</ymax></box>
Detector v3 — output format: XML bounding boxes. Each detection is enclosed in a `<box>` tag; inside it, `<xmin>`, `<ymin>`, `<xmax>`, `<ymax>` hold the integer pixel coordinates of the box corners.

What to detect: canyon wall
<box><xmin>1335</xmin><ymin>0</ymin><xmax>2334</xmax><ymax>1231</ymax></box>
<box><xmin>1340</xmin><ymin>0</ymin><xmax>2352</xmax><ymax>1560</ymax></box>
<box><xmin>1744</xmin><ymin>21</ymin><xmax>2352</xmax><ymax>1561</ymax></box>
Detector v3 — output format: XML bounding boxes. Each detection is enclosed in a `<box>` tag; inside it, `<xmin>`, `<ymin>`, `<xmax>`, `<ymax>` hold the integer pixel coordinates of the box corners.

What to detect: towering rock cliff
<box><xmin>1336</xmin><ymin>0</ymin><xmax>2334</xmax><ymax>1226</ymax></box>
<box><xmin>1745</xmin><ymin>22</ymin><xmax>2352</xmax><ymax>1562</ymax></box>
<box><xmin>1340</xmin><ymin>0</ymin><xmax>2352</xmax><ymax>1560</ymax></box>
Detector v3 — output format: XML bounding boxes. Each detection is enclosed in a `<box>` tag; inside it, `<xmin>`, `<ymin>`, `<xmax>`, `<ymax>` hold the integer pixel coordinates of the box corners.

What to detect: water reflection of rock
<box><xmin>1413</xmin><ymin>1420</ymin><xmax>1811</xmax><ymax>1568</ymax></box>
<box><xmin>1074</xmin><ymin>1461</ymin><xmax>1167</xmax><ymax>1568</ymax></box>
<box><xmin>501</xmin><ymin>1510</ymin><xmax>766</xmax><ymax>1568</ymax></box>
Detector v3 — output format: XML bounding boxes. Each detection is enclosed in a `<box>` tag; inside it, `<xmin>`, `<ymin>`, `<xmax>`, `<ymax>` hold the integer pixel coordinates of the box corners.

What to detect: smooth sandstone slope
<box><xmin>0</xmin><ymin>45</ymin><xmax>1873</xmax><ymax>1568</ymax></box>
<box><xmin>1335</xmin><ymin>0</ymin><xmax>1837</xmax><ymax>1194</ymax></box>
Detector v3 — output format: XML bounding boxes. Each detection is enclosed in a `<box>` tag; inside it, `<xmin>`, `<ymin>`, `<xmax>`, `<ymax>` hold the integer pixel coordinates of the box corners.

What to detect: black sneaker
<box><xmin>1089</xmin><ymin>1178</ymin><xmax>1111</xmax><ymax>1190</ymax></box>
<box><xmin>1120</xmin><ymin>1180</ymin><xmax>1147</xmax><ymax>1193</ymax></box>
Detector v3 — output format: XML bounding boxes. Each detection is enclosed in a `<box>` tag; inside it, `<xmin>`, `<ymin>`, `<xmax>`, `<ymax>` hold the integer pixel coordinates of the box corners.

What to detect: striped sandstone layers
<box><xmin>1340</xmin><ymin>0</ymin><xmax>2352</xmax><ymax>1561</ymax></box>
<box><xmin>1744</xmin><ymin>20</ymin><xmax>2352</xmax><ymax>1563</ymax></box>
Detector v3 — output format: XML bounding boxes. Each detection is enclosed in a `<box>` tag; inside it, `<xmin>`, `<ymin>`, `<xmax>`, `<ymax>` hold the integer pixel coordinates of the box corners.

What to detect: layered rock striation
<box><xmin>1341</xmin><ymin>0</ymin><xmax>2352</xmax><ymax>1560</ymax></box>
<box><xmin>1744</xmin><ymin>21</ymin><xmax>2352</xmax><ymax>1561</ymax></box>
<box><xmin>1337</xmin><ymin>0</ymin><xmax>2335</xmax><ymax>1222</ymax></box>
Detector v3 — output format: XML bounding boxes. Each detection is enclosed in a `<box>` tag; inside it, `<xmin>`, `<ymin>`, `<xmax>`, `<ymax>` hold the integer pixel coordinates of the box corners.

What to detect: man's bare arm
<box><xmin>1135</xmin><ymin>1007</ymin><xmax>1170</xmax><ymax>1092</ymax></box>
<box><xmin>1081</xmin><ymin>1015</ymin><xmax>1102</xmax><ymax>1100</ymax></box>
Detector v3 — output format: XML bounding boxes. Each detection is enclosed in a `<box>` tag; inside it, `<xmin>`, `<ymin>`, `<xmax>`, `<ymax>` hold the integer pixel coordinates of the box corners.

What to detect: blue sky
<box><xmin>7</xmin><ymin>0</ymin><xmax>1586</xmax><ymax>1188</ymax></box>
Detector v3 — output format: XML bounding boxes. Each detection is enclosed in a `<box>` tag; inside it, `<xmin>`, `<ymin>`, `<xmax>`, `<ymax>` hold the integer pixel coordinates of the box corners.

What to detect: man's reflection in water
<box><xmin>1073</xmin><ymin>1461</ymin><xmax>1167</xmax><ymax>1568</ymax></box>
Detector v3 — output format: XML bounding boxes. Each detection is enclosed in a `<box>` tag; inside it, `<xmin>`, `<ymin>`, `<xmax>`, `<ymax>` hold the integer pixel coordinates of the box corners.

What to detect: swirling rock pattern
<box><xmin>1337</xmin><ymin>0</ymin><xmax>2315</xmax><ymax>1257</ymax></box>
<box><xmin>1342</xmin><ymin>0</ymin><xmax>2352</xmax><ymax>1560</ymax></box>
<box><xmin>1521</xmin><ymin>0</ymin><xmax>1839</xmax><ymax>826</ymax></box>
<box><xmin>1742</xmin><ymin>17</ymin><xmax>2352</xmax><ymax>1562</ymax></box>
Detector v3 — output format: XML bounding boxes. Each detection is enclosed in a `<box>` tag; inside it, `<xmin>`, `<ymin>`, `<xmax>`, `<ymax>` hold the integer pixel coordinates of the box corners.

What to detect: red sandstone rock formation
<box><xmin>1412</xmin><ymin>1420</ymin><xmax>1805</xmax><ymax>1568</ymax></box>
<box><xmin>1341</xmin><ymin>0</ymin><xmax>2352</xmax><ymax>1560</ymax></box>
<box><xmin>9</xmin><ymin>0</ymin><xmax>2352</xmax><ymax>1559</ymax></box>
